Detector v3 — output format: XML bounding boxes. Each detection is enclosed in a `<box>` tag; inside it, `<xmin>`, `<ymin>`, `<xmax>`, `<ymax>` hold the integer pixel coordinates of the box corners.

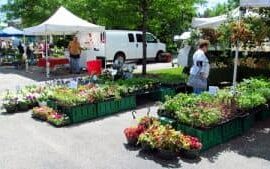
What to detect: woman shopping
<box><xmin>187</xmin><ymin>40</ymin><xmax>210</xmax><ymax>94</ymax></box>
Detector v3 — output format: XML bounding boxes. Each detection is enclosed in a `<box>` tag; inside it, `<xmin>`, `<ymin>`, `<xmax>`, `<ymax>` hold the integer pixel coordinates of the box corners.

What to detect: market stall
<box><xmin>24</xmin><ymin>6</ymin><xmax>105</xmax><ymax>78</ymax></box>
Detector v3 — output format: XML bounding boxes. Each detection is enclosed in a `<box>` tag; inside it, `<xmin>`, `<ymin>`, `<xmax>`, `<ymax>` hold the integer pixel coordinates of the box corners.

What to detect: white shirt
<box><xmin>190</xmin><ymin>49</ymin><xmax>210</xmax><ymax>78</ymax></box>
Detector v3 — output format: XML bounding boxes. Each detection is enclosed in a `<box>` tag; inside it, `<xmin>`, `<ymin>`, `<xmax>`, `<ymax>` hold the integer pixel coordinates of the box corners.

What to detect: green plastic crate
<box><xmin>63</xmin><ymin>104</ymin><xmax>97</xmax><ymax>124</ymax></box>
<box><xmin>97</xmin><ymin>100</ymin><xmax>120</xmax><ymax>117</ymax></box>
<box><xmin>240</xmin><ymin>114</ymin><xmax>255</xmax><ymax>133</ymax></box>
<box><xmin>177</xmin><ymin>124</ymin><xmax>223</xmax><ymax>151</ymax></box>
<box><xmin>256</xmin><ymin>110</ymin><xmax>270</xmax><ymax>121</ymax></box>
<box><xmin>118</xmin><ymin>96</ymin><xmax>136</xmax><ymax>111</ymax></box>
<box><xmin>151</xmin><ymin>88</ymin><xmax>176</xmax><ymax>102</ymax></box>
<box><xmin>47</xmin><ymin>100</ymin><xmax>58</xmax><ymax>110</ymax></box>
<box><xmin>222</xmin><ymin>118</ymin><xmax>242</xmax><ymax>142</ymax></box>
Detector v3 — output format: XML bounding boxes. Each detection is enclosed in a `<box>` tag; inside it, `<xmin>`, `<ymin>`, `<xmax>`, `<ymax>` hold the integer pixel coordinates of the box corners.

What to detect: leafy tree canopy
<box><xmin>1</xmin><ymin>0</ymin><xmax>205</xmax><ymax>50</ymax></box>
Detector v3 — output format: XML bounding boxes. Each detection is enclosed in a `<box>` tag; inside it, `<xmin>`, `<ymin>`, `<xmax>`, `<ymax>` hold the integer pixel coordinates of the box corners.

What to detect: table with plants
<box><xmin>1</xmin><ymin>76</ymin><xmax>178</xmax><ymax>127</ymax></box>
<box><xmin>157</xmin><ymin>78</ymin><xmax>270</xmax><ymax>151</ymax></box>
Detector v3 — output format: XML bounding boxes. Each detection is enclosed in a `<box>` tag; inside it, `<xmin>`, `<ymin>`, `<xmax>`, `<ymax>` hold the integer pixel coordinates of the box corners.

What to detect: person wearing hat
<box><xmin>188</xmin><ymin>40</ymin><xmax>210</xmax><ymax>94</ymax></box>
<box><xmin>68</xmin><ymin>36</ymin><xmax>82</xmax><ymax>74</ymax></box>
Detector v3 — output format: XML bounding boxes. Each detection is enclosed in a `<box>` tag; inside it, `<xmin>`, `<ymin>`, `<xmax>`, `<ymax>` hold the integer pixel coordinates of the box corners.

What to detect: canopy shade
<box><xmin>240</xmin><ymin>0</ymin><xmax>270</xmax><ymax>7</ymax></box>
<box><xmin>192</xmin><ymin>8</ymin><xmax>258</xmax><ymax>29</ymax></box>
<box><xmin>1</xmin><ymin>26</ymin><xmax>24</xmax><ymax>36</ymax></box>
<box><xmin>192</xmin><ymin>15</ymin><xmax>227</xmax><ymax>29</ymax></box>
<box><xmin>174</xmin><ymin>32</ymin><xmax>191</xmax><ymax>41</ymax></box>
<box><xmin>24</xmin><ymin>6</ymin><xmax>105</xmax><ymax>35</ymax></box>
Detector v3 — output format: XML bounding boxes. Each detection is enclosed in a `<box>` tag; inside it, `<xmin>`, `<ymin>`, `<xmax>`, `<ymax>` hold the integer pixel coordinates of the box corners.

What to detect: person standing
<box><xmin>18</xmin><ymin>41</ymin><xmax>24</xmax><ymax>56</ymax></box>
<box><xmin>68</xmin><ymin>36</ymin><xmax>82</xmax><ymax>74</ymax></box>
<box><xmin>187</xmin><ymin>40</ymin><xmax>210</xmax><ymax>94</ymax></box>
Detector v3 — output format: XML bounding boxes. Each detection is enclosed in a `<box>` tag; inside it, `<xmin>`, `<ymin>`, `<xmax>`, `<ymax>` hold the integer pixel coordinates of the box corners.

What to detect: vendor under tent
<box><xmin>2</xmin><ymin>26</ymin><xmax>24</xmax><ymax>36</ymax></box>
<box><xmin>24</xmin><ymin>6</ymin><xmax>105</xmax><ymax>78</ymax></box>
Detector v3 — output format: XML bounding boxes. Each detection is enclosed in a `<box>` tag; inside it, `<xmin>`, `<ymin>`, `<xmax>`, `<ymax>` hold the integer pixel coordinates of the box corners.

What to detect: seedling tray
<box><xmin>177</xmin><ymin>124</ymin><xmax>223</xmax><ymax>151</ymax></box>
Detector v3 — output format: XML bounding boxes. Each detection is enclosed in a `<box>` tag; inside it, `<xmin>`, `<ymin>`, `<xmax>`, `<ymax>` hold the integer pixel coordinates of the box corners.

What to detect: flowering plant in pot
<box><xmin>47</xmin><ymin>112</ymin><xmax>70</xmax><ymax>127</ymax></box>
<box><xmin>32</xmin><ymin>106</ymin><xmax>55</xmax><ymax>121</ymax></box>
<box><xmin>179</xmin><ymin>134</ymin><xmax>202</xmax><ymax>159</ymax></box>
<box><xmin>154</xmin><ymin>125</ymin><xmax>182</xmax><ymax>160</ymax></box>
<box><xmin>138</xmin><ymin>116</ymin><xmax>158</xmax><ymax>129</ymax></box>
<box><xmin>17</xmin><ymin>95</ymin><xmax>31</xmax><ymax>111</ymax></box>
<box><xmin>2</xmin><ymin>96</ymin><xmax>18</xmax><ymax>114</ymax></box>
<box><xmin>124</xmin><ymin>125</ymin><xmax>145</xmax><ymax>146</ymax></box>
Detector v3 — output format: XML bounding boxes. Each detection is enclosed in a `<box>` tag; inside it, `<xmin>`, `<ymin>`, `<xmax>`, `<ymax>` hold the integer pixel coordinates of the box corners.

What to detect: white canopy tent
<box><xmin>24</xmin><ymin>6</ymin><xmax>105</xmax><ymax>35</ymax></box>
<box><xmin>192</xmin><ymin>8</ymin><xmax>258</xmax><ymax>29</ymax></box>
<box><xmin>240</xmin><ymin>0</ymin><xmax>270</xmax><ymax>7</ymax></box>
<box><xmin>174</xmin><ymin>32</ymin><xmax>191</xmax><ymax>41</ymax></box>
<box><xmin>192</xmin><ymin>15</ymin><xmax>228</xmax><ymax>29</ymax></box>
<box><xmin>24</xmin><ymin>6</ymin><xmax>105</xmax><ymax>77</ymax></box>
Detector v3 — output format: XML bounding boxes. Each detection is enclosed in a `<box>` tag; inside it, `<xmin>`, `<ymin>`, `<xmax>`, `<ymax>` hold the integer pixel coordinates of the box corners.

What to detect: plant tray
<box><xmin>150</xmin><ymin>88</ymin><xmax>176</xmax><ymax>102</ymax></box>
<box><xmin>63</xmin><ymin>104</ymin><xmax>97</xmax><ymax>124</ymax></box>
<box><xmin>118</xmin><ymin>96</ymin><xmax>136</xmax><ymax>111</ymax></box>
<box><xmin>239</xmin><ymin>113</ymin><xmax>255</xmax><ymax>133</ymax></box>
<box><xmin>177</xmin><ymin>124</ymin><xmax>223</xmax><ymax>151</ymax></box>
<box><xmin>222</xmin><ymin>118</ymin><xmax>242</xmax><ymax>142</ymax></box>
<box><xmin>256</xmin><ymin>110</ymin><xmax>270</xmax><ymax>121</ymax></box>
<box><xmin>97</xmin><ymin>100</ymin><xmax>120</xmax><ymax>117</ymax></box>
<box><xmin>47</xmin><ymin>100</ymin><xmax>58</xmax><ymax>110</ymax></box>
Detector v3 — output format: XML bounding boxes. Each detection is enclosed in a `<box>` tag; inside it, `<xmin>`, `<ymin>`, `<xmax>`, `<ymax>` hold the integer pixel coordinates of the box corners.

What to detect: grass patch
<box><xmin>136</xmin><ymin>67</ymin><xmax>187</xmax><ymax>85</ymax></box>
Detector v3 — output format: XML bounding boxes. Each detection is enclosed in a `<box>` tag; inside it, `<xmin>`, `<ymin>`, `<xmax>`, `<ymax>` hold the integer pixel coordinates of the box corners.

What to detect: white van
<box><xmin>105</xmin><ymin>30</ymin><xmax>166</xmax><ymax>62</ymax></box>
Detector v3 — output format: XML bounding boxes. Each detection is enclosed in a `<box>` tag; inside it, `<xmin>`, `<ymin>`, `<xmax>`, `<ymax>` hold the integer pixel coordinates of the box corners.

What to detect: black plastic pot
<box><xmin>180</xmin><ymin>149</ymin><xmax>200</xmax><ymax>159</ymax></box>
<box><xmin>157</xmin><ymin>149</ymin><xmax>177</xmax><ymax>160</ymax></box>
<box><xmin>141</xmin><ymin>142</ymin><xmax>156</xmax><ymax>153</ymax></box>
<box><xmin>4</xmin><ymin>105</ymin><xmax>18</xmax><ymax>114</ymax></box>
<box><xmin>126</xmin><ymin>138</ymin><xmax>138</xmax><ymax>147</ymax></box>
<box><xmin>18</xmin><ymin>102</ymin><xmax>29</xmax><ymax>112</ymax></box>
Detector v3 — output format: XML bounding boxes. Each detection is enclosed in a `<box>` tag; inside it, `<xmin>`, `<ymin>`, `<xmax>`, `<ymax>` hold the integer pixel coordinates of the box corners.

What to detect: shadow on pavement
<box><xmin>202</xmin><ymin>118</ymin><xmax>270</xmax><ymax>163</ymax></box>
<box><xmin>0</xmin><ymin>66</ymin><xmax>87</xmax><ymax>82</ymax></box>
<box><xmin>137</xmin><ymin>150</ymin><xmax>182</xmax><ymax>168</ymax></box>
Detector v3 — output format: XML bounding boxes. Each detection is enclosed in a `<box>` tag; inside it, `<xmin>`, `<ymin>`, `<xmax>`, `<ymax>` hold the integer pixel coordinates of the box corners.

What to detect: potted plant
<box><xmin>179</xmin><ymin>134</ymin><xmax>202</xmax><ymax>159</ymax></box>
<box><xmin>47</xmin><ymin>112</ymin><xmax>70</xmax><ymax>127</ymax></box>
<box><xmin>17</xmin><ymin>96</ymin><xmax>31</xmax><ymax>112</ymax></box>
<box><xmin>2</xmin><ymin>90</ymin><xmax>18</xmax><ymax>113</ymax></box>
<box><xmin>123</xmin><ymin>125</ymin><xmax>144</xmax><ymax>146</ymax></box>
<box><xmin>32</xmin><ymin>106</ymin><xmax>55</xmax><ymax>121</ymax></box>
<box><xmin>2</xmin><ymin>98</ymin><xmax>18</xmax><ymax>114</ymax></box>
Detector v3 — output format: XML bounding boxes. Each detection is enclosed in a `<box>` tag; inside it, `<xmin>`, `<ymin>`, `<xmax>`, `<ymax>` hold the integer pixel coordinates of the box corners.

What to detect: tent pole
<box><xmin>23</xmin><ymin>35</ymin><xmax>29</xmax><ymax>72</ymax></box>
<box><xmin>104</xmin><ymin>31</ymin><xmax>107</xmax><ymax>69</ymax></box>
<box><xmin>232</xmin><ymin>8</ymin><xmax>242</xmax><ymax>94</ymax></box>
<box><xmin>45</xmin><ymin>32</ymin><xmax>50</xmax><ymax>78</ymax></box>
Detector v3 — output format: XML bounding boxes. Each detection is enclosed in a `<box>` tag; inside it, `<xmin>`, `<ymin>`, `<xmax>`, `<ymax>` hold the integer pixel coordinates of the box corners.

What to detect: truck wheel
<box><xmin>155</xmin><ymin>51</ymin><xmax>163</xmax><ymax>62</ymax></box>
<box><xmin>114</xmin><ymin>52</ymin><xmax>126</xmax><ymax>63</ymax></box>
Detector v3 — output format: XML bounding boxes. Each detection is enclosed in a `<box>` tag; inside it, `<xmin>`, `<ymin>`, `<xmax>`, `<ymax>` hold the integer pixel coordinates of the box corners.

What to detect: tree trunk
<box><xmin>142</xmin><ymin>0</ymin><xmax>148</xmax><ymax>75</ymax></box>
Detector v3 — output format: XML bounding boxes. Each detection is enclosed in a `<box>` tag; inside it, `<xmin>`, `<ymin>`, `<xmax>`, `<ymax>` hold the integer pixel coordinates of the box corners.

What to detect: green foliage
<box><xmin>1</xmin><ymin>0</ymin><xmax>203</xmax><ymax>49</ymax></box>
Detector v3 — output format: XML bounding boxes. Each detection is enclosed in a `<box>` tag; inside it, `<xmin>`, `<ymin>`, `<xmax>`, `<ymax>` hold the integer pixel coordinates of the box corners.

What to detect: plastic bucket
<box><xmin>86</xmin><ymin>60</ymin><xmax>102</xmax><ymax>75</ymax></box>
